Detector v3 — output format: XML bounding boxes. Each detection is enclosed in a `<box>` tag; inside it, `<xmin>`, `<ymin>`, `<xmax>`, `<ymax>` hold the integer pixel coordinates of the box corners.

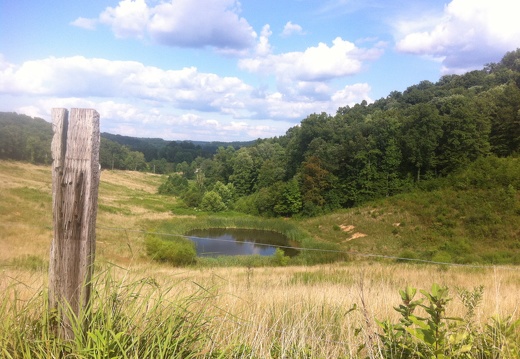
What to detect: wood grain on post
<box><xmin>49</xmin><ymin>108</ymin><xmax>100</xmax><ymax>340</ymax></box>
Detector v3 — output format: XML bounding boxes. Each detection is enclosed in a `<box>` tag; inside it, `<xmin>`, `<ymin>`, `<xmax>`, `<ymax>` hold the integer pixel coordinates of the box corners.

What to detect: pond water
<box><xmin>185</xmin><ymin>228</ymin><xmax>299</xmax><ymax>257</ymax></box>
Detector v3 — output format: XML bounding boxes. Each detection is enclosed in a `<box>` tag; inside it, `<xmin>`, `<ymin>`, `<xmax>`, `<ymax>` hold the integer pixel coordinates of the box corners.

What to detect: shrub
<box><xmin>200</xmin><ymin>191</ymin><xmax>227</xmax><ymax>212</ymax></box>
<box><xmin>145</xmin><ymin>235</ymin><xmax>196</xmax><ymax>266</ymax></box>
<box><xmin>158</xmin><ymin>173</ymin><xmax>189</xmax><ymax>195</ymax></box>
<box><xmin>233</xmin><ymin>194</ymin><xmax>260</xmax><ymax>216</ymax></box>
<box><xmin>181</xmin><ymin>183</ymin><xmax>204</xmax><ymax>207</ymax></box>
<box><xmin>451</xmin><ymin>156</ymin><xmax>520</xmax><ymax>190</ymax></box>
<box><xmin>272</xmin><ymin>248</ymin><xmax>290</xmax><ymax>266</ymax></box>
<box><xmin>431</xmin><ymin>250</ymin><xmax>453</xmax><ymax>264</ymax></box>
<box><xmin>396</xmin><ymin>250</ymin><xmax>418</xmax><ymax>263</ymax></box>
<box><xmin>213</xmin><ymin>181</ymin><xmax>236</xmax><ymax>208</ymax></box>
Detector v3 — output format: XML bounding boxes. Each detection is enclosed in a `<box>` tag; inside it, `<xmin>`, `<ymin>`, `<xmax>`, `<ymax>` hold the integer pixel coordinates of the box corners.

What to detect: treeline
<box><xmin>0</xmin><ymin>114</ymin><xmax>252</xmax><ymax>173</ymax></box>
<box><xmin>160</xmin><ymin>49</ymin><xmax>520</xmax><ymax>216</ymax></box>
<box><xmin>101</xmin><ymin>132</ymin><xmax>253</xmax><ymax>168</ymax></box>
<box><xmin>0</xmin><ymin>113</ymin><xmax>53</xmax><ymax>163</ymax></box>
<box><xmin>0</xmin><ymin>113</ymin><xmax>170</xmax><ymax>172</ymax></box>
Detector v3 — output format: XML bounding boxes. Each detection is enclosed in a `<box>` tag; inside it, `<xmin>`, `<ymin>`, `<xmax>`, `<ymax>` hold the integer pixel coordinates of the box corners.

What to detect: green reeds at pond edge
<box><xmin>147</xmin><ymin>215</ymin><xmax>347</xmax><ymax>266</ymax></box>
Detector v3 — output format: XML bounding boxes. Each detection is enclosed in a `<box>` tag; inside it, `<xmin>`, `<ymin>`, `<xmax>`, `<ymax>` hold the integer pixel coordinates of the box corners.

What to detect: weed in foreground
<box><xmin>375</xmin><ymin>284</ymin><xmax>520</xmax><ymax>359</ymax></box>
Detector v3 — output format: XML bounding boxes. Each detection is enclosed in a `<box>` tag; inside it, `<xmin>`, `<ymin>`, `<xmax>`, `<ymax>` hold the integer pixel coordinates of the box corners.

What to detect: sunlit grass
<box><xmin>2</xmin><ymin>262</ymin><xmax>520</xmax><ymax>358</ymax></box>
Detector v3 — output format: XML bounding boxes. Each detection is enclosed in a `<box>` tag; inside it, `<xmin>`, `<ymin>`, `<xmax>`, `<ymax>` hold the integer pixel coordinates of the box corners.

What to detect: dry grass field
<box><xmin>1</xmin><ymin>160</ymin><xmax>519</xmax><ymax>358</ymax></box>
<box><xmin>0</xmin><ymin>160</ymin><xmax>175</xmax><ymax>263</ymax></box>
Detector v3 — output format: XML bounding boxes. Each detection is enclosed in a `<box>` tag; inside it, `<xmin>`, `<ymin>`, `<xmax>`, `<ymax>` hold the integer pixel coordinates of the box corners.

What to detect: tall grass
<box><xmin>2</xmin><ymin>263</ymin><xmax>519</xmax><ymax>358</ymax></box>
<box><xmin>1</xmin><ymin>268</ymin><xmax>214</xmax><ymax>358</ymax></box>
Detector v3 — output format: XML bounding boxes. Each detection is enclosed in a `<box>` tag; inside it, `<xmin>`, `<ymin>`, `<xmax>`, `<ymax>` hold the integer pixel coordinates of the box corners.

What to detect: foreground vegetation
<box><xmin>2</xmin><ymin>263</ymin><xmax>520</xmax><ymax>358</ymax></box>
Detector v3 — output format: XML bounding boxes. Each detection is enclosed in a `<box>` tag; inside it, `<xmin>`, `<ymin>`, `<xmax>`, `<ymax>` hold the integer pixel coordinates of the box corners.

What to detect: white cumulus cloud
<box><xmin>396</xmin><ymin>0</ymin><xmax>520</xmax><ymax>73</ymax></box>
<box><xmin>281</xmin><ymin>21</ymin><xmax>304</xmax><ymax>37</ymax></box>
<box><xmin>99</xmin><ymin>0</ymin><xmax>149</xmax><ymax>39</ymax></box>
<box><xmin>256</xmin><ymin>25</ymin><xmax>273</xmax><ymax>57</ymax></box>
<box><xmin>70</xmin><ymin>17</ymin><xmax>98</xmax><ymax>30</ymax></box>
<box><xmin>0</xmin><ymin>56</ymin><xmax>252</xmax><ymax>113</ymax></box>
<box><xmin>148</xmin><ymin>0</ymin><xmax>255</xmax><ymax>49</ymax></box>
<box><xmin>240</xmin><ymin>37</ymin><xmax>383</xmax><ymax>82</ymax></box>
<box><xmin>0</xmin><ymin>53</ymin><xmax>377</xmax><ymax>140</ymax></box>
<box><xmin>74</xmin><ymin>0</ymin><xmax>256</xmax><ymax>50</ymax></box>
<box><xmin>331</xmin><ymin>83</ymin><xmax>372</xmax><ymax>108</ymax></box>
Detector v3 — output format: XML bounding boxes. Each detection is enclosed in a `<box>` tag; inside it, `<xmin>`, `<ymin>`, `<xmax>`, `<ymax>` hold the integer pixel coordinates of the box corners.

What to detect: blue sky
<box><xmin>1</xmin><ymin>0</ymin><xmax>519</xmax><ymax>141</ymax></box>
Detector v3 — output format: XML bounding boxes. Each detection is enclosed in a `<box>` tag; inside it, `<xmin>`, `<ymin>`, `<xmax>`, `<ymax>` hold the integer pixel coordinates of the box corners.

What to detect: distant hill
<box><xmin>102</xmin><ymin>132</ymin><xmax>255</xmax><ymax>162</ymax></box>
<box><xmin>0</xmin><ymin>112</ymin><xmax>53</xmax><ymax>163</ymax></box>
<box><xmin>151</xmin><ymin>49</ymin><xmax>520</xmax><ymax>218</ymax></box>
<box><xmin>101</xmin><ymin>133</ymin><xmax>169</xmax><ymax>162</ymax></box>
<box><xmin>0</xmin><ymin>112</ymin><xmax>254</xmax><ymax>167</ymax></box>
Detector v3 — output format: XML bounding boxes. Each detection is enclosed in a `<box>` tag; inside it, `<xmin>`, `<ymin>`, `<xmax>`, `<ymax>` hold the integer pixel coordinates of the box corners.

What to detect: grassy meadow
<box><xmin>1</xmin><ymin>160</ymin><xmax>520</xmax><ymax>358</ymax></box>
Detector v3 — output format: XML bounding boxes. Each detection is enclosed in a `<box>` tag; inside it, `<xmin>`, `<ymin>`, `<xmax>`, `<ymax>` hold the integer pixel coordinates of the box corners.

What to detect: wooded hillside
<box><xmin>159</xmin><ymin>49</ymin><xmax>520</xmax><ymax>216</ymax></box>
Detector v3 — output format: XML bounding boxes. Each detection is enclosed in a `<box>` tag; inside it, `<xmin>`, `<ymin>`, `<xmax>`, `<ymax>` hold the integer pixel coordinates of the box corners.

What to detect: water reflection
<box><xmin>185</xmin><ymin>228</ymin><xmax>299</xmax><ymax>257</ymax></box>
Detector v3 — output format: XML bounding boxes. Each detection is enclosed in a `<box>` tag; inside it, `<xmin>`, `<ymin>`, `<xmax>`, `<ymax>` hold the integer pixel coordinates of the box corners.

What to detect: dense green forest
<box><xmin>159</xmin><ymin>49</ymin><xmax>520</xmax><ymax>216</ymax></box>
<box><xmin>2</xmin><ymin>49</ymin><xmax>520</xmax><ymax>218</ymax></box>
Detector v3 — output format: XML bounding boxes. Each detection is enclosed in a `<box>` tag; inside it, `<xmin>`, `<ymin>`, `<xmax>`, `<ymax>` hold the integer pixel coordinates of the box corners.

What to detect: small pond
<box><xmin>185</xmin><ymin>228</ymin><xmax>299</xmax><ymax>257</ymax></box>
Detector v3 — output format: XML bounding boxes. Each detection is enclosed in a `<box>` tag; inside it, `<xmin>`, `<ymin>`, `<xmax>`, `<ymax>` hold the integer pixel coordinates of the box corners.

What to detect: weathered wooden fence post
<box><xmin>49</xmin><ymin>108</ymin><xmax>100</xmax><ymax>340</ymax></box>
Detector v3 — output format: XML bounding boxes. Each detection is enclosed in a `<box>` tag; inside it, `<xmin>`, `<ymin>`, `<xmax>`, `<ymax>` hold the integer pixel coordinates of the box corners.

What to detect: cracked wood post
<box><xmin>49</xmin><ymin>108</ymin><xmax>100</xmax><ymax>340</ymax></box>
